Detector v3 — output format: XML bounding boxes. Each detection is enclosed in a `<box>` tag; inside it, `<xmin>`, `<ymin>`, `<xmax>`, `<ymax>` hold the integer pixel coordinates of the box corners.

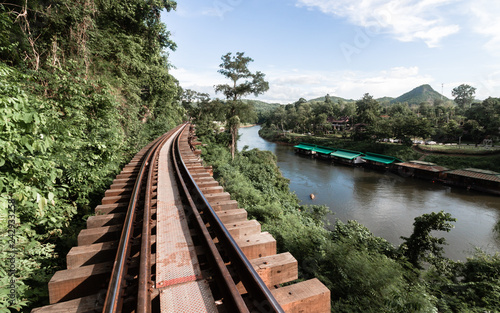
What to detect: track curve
<box><xmin>31</xmin><ymin>123</ymin><xmax>330</xmax><ymax>313</ymax></box>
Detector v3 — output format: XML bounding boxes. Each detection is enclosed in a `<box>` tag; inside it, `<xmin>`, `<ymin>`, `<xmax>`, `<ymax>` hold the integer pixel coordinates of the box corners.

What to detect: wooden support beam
<box><xmin>77</xmin><ymin>225</ymin><xmax>122</xmax><ymax>246</ymax></box>
<box><xmin>115</xmin><ymin>172</ymin><xmax>137</xmax><ymax>179</ymax></box>
<box><xmin>120</xmin><ymin>167</ymin><xmax>139</xmax><ymax>174</ymax></box>
<box><xmin>101</xmin><ymin>194</ymin><xmax>131</xmax><ymax>205</ymax></box>
<box><xmin>111</xmin><ymin>178</ymin><xmax>135</xmax><ymax>186</ymax></box>
<box><xmin>104</xmin><ymin>188</ymin><xmax>133</xmax><ymax>197</ymax></box>
<box><xmin>109</xmin><ymin>182</ymin><xmax>134</xmax><ymax>190</ymax></box>
<box><xmin>86</xmin><ymin>213</ymin><xmax>125</xmax><ymax>228</ymax></box>
<box><xmin>199</xmin><ymin>186</ymin><xmax>224</xmax><ymax>195</ymax></box>
<box><xmin>216</xmin><ymin>209</ymin><xmax>247</xmax><ymax>224</ymax></box>
<box><xmin>190</xmin><ymin>172</ymin><xmax>212</xmax><ymax>179</ymax></box>
<box><xmin>67</xmin><ymin>236</ymin><xmax>157</xmax><ymax>269</ymax></box>
<box><xmin>210</xmin><ymin>199</ymin><xmax>239</xmax><ymax>211</ymax></box>
<box><xmin>235</xmin><ymin>232</ymin><xmax>276</xmax><ymax>260</ymax></box>
<box><xmin>225</xmin><ymin>220</ymin><xmax>261</xmax><ymax>239</ymax></box>
<box><xmin>237</xmin><ymin>252</ymin><xmax>298</xmax><ymax>294</ymax></box>
<box><xmin>66</xmin><ymin>242</ymin><xmax>117</xmax><ymax>269</ymax></box>
<box><xmin>271</xmin><ymin>278</ymin><xmax>331</xmax><ymax>313</ymax></box>
<box><xmin>94</xmin><ymin>202</ymin><xmax>128</xmax><ymax>215</ymax></box>
<box><xmin>48</xmin><ymin>262</ymin><xmax>113</xmax><ymax>304</ymax></box>
<box><xmin>31</xmin><ymin>294</ymin><xmax>102</xmax><ymax>313</ymax></box>
<box><xmin>204</xmin><ymin>192</ymin><xmax>231</xmax><ymax>203</ymax></box>
<box><xmin>194</xmin><ymin>179</ymin><xmax>219</xmax><ymax>188</ymax></box>
<box><xmin>251</xmin><ymin>252</ymin><xmax>298</xmax><ymax>287</ymax></box>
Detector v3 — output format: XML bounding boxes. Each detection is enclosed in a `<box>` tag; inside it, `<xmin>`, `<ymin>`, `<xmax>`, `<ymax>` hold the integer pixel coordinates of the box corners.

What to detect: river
<box><xmin>238</xmin><ymin>125</ymin><xmax>500</xmax><ymax>261</ymax></box>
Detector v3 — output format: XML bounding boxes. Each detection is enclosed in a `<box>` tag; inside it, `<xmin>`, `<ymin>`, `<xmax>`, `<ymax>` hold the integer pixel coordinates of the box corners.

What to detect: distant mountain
<box><xmin>376</xmin><ymin>96</ymin><xmax>395</xmax><ymax>105</ymax></box>
<box><xmin>390</xmin><ymin>84</ymin><xmax>450</xmax><ymax>105</ymax></box>
<box><xmin>307</xmin><ymin>85</ymin><xmax>449</xmax><ymax>106</ymax></box>
<box><xmin>247</xmin><ymin>84</ymin><xmax>453</xmax><ymax>109</ymax></box>
<box><xmin>241</xmin><ymin>99</ymin><xmax>281</xmax><ymax>113</ymax></box>
<box><xmin>308</xmin><ymin>95</ymin><xmax>356</xmax><ymax>103</ymax></box>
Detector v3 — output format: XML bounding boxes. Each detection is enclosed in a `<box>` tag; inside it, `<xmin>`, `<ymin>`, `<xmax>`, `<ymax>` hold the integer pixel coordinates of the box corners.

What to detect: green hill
<box><xmin>248</xmin><ymin>84</ymin><xmax>453</xmax><ymax>109</ymax></box>
<box><xmin>308</xmin><ymin>95</ymin><xmax>356</xmax><ymax>103</ymax></box>
<box><xmin>241</xmin><ymin>99</ymin><xmax>281</xmax><ymax>113</ymax></box>
<box><xmin>391</xmin><ymin>84</ymin><xmax>450</xmax><ymax>105</ymax></box>
<box><xmin>377</xmin><ymin>96</ymin><xmax>395</xmax><ymax>105</ymax></box>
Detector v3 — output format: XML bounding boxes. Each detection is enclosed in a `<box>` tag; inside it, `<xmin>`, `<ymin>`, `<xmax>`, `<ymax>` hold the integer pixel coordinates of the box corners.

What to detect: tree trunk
<box><xmin>228</xmin><ymin>115</ymin><xmax>240</xmax><ymax>160</ymax></box>
<box><xmin>231</xmin><ymin>127</ymin><xmax>237</xmax><ymax>159</ymax></box>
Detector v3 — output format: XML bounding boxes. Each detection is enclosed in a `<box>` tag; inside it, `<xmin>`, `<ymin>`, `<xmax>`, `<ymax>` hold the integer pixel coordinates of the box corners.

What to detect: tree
<box><xmin>181</xmin><ymin>89</ymin><xmax>210</xmax><ymax>119</ymax></box>
<box><xmin>215</xmin><ymin>52</ymin><xmax>269</xmax><ymax>159</ymax></box>
<box><xmin>452</xmin><ymin>84</ymin><xmax>476</xmax><ymax>109</ymax></box>
<box><xmin>463</xmin><ymin>120</ymin><xmax>485</xmax><ymax>145</ymax></box>
<box><xmin>356</xmin><ymin>93</ymin><xmax>381</xmax><ymax>125</ymax></box>
<box><xmin>400</xmin><ymin>211</ymin><xmax>456</xmax><ymax>269</ymax></box>
<box><xmin>465</xmin><ymin>97</ymin><xmax>500</xmax><ymax>139</ymax></box>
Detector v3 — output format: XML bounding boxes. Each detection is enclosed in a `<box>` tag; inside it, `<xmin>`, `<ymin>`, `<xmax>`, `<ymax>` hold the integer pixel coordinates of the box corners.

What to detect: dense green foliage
<box><xmin>262</xmin><ymin>89</ymin><xmax>500</xmax><ymax>147</ymax></box>
<box><xmin>424</xmin><ymin>154</ymin><xmax>500</xmax><ymax>173</ymax></box>
<box><xmin>400</xmin><ymin>211</ymin><xmax>456</xmax><ymax>269</ymax></box>
<box><xmin>193</xmin><ymin>112</ymin><xmax>500</xmax><ymax>312</ymax></box>
<box><xmin>199</xmin><ymin>131</ymin><xmax>436</xmax><ymax>312</ymax></box>
<box><xmin>452</xmin><ymin>84</ymin><xmax>477</xmax><ymax>109</ymax></box>
<box><xmin>185</xmin><ymin>94</ymin><xmax>500</xmax><ymax>312</ymax></box>
<box><xmin>240</xmin><ymin>99</ymin><xmax>280</xmax><ymax>123</ymax></box>
<box><xmin>0</xmin><ymin>1</ymin><xmax>183</xmax><ymax>311</ymax></box>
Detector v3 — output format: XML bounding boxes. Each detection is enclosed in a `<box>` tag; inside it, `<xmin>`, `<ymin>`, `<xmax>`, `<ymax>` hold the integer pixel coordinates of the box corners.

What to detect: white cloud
<box><xmin>296</xmin><ymin>0</ymin><xmax>460</xmax><ymax>47</ymax></box>
<box><xmin>247</xmin><ymin>66</ymin><xmax>434</xmax><ymax>103</ymax></box>
<box><xmin>173</xmin><ymin>65</ymin><xmax>499</xmax><ymax>103</ymax></box>
<box><xmin>469</xmin><ymin>1</ymin><xmax>500</xmax><ymax>56</ymax></box>
<box><xmin>170</xmin><ymin>67</ymin><xmax>225</xmax><ymax>98</ymax></box>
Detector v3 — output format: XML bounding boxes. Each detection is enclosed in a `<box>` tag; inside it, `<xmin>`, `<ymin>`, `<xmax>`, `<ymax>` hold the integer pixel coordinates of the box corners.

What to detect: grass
<box><xmin>417</xmin><ymin>144</ymin><xmax>500</xmax><ymax>155</ymax></box>
<box><xmin>423</xmin><ymin>154</ymin><xmax>500</xmax><ymax>172</ymax></box>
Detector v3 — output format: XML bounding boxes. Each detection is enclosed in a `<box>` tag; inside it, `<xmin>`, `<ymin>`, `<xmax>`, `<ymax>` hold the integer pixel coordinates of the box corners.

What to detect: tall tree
<box><xmin>356</xmin><ymin>93</ymin><xmax>381</xmax><ymax>125</ymax></box>
<box><xmin>215</xmin><ymin>52</ymin><xmax>269</xmax><ymax>159</ymax></box>
<box><xmin>452</xmin><ymin>84</ymin><xmax>476</xmax><ymax>109</ymax></box>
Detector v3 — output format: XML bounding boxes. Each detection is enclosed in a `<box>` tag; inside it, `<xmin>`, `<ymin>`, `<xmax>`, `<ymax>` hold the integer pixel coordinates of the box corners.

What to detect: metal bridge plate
<box><xmin>160</xmin><ymin>280</ymin><xmax>217</xmax><ymax>313</ymax></box>
<box><xmin>156</xmin><ymin>136</ymin><xmax>201</xmax><ymax>288</ymax></box>
<box><xmin>156</xmin><ymin>131</ymin><xmax>217</xmax><ymax>312</ymax></box>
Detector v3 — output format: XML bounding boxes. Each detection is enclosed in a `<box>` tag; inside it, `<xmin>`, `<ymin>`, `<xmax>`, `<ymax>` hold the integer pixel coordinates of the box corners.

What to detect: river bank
<box><xmin>231</xmin><ymin>125</ymin><xmax>500</xmax><ymax>311</ymax></box>
<box><xmin>259</xmin><ymin>127</ymin><xmax>500</xmax><ymax>172</ymax></box>
<box><xmin>241</xmin><ymin>125</ymin><xmax>500</xmax><ymax>261</ymax></box>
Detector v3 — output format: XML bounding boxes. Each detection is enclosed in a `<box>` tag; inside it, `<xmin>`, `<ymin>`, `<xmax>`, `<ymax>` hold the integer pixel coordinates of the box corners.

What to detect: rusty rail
<box><xmin>103</xmin><ymin>124</ymin><xmax>185</xmax><ymax>313</ymax></box>
<box><xmin>172</xmin><ymin>125</ymin><xmax>285</xmax><ymax>313</ymax></box>
<box><xmin>31</xmin><ymin>122</ymin><xmax>330</xmax><ymax>313</ymax></box>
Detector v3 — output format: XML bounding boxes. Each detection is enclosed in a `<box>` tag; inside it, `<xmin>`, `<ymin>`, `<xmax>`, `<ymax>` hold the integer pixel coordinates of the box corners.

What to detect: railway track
<box><xmin>31</xmin><ymin>123</ymin><xmax>330</xmax><ymax>313</ymax></box>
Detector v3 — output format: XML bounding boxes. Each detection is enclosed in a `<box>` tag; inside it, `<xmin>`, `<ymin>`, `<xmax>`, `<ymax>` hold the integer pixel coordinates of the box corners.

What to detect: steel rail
<box><xmin>137</xmin><ymin>124</ymin><xmax>185</xmax><ymax>313</ymax></box>
<box><xmin>173</xmin><ymin>125</ymin><xmax>285</xmax><ymax>313</ymax></box>
<box><xmin>171</xmin><ymin>127</ymin><xmax>249</xmax><ymax>312</ymax></box>
<box><xmin>103</xmin><ymin>125</ymin><xmax>183</xmax><ymax>313</ymax></box>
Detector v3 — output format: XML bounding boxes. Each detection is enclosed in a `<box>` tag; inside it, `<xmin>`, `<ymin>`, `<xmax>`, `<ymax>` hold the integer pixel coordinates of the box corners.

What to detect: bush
<box><xmin>200</xmin><ymin>131</ymin><xmax>437</xmax><ymax>312</ymax></box>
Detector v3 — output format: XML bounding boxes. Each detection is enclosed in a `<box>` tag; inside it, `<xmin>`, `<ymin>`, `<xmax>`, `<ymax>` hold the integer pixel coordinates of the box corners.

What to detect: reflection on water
<box><xmin>238</xmin><ymin>126</ymin><xmax>500</xmax><ymax>260</ymax></box>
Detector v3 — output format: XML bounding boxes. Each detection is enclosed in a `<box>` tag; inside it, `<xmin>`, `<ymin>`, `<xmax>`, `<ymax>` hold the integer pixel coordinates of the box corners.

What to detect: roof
<box><xmin>331</xmin><ymin>149</ymin><xmax>363</xmax><ymax>160</ymax></box>
<box><xmin>294</xmin><ymin>143</ymin><xmax>336</xmax><ymax>154</ymax></box>
<box><xmin>314</xmin><ymin>145</ymin><xmax>336</xmax><ymax>155</ymax></box>
<box><xmin>362</xmin><ymin>152</ymin><xmax>402</xmax><ymax>165</ymax></box>
<box><xmin>446</xmin><ymin>168</ymin><xmax>500</xmax><ymax>183</ymax></box>
<box><xmin>396</xmin><ymin>161</ymin><xmax>449</xmax><ymax>172</ymax></box>
<box><xmin>294</xmin><ymin>143</ymin><xmax>316</xmax><ymax>151</ymax></box>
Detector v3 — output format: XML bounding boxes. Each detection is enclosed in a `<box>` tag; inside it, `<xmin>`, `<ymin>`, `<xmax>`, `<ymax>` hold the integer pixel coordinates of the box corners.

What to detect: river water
<box><xmin>238</xmin><ymin>126</ymin><xmax>500</xmax><ymax>261</ymax></box>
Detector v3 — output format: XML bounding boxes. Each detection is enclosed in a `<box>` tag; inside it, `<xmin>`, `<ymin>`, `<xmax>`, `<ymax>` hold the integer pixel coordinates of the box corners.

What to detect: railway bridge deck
<box><xmin>31</xmin><ymin>123</ymin><xmax>330</xmax><ymax>313</ymax></box>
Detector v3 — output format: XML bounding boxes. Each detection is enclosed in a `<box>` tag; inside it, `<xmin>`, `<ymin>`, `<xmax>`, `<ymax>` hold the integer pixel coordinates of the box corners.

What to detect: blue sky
<box><xmin>161</xmin><ymin>0</ymin><xmax>500</xmax><ymax>104</ymax></box>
